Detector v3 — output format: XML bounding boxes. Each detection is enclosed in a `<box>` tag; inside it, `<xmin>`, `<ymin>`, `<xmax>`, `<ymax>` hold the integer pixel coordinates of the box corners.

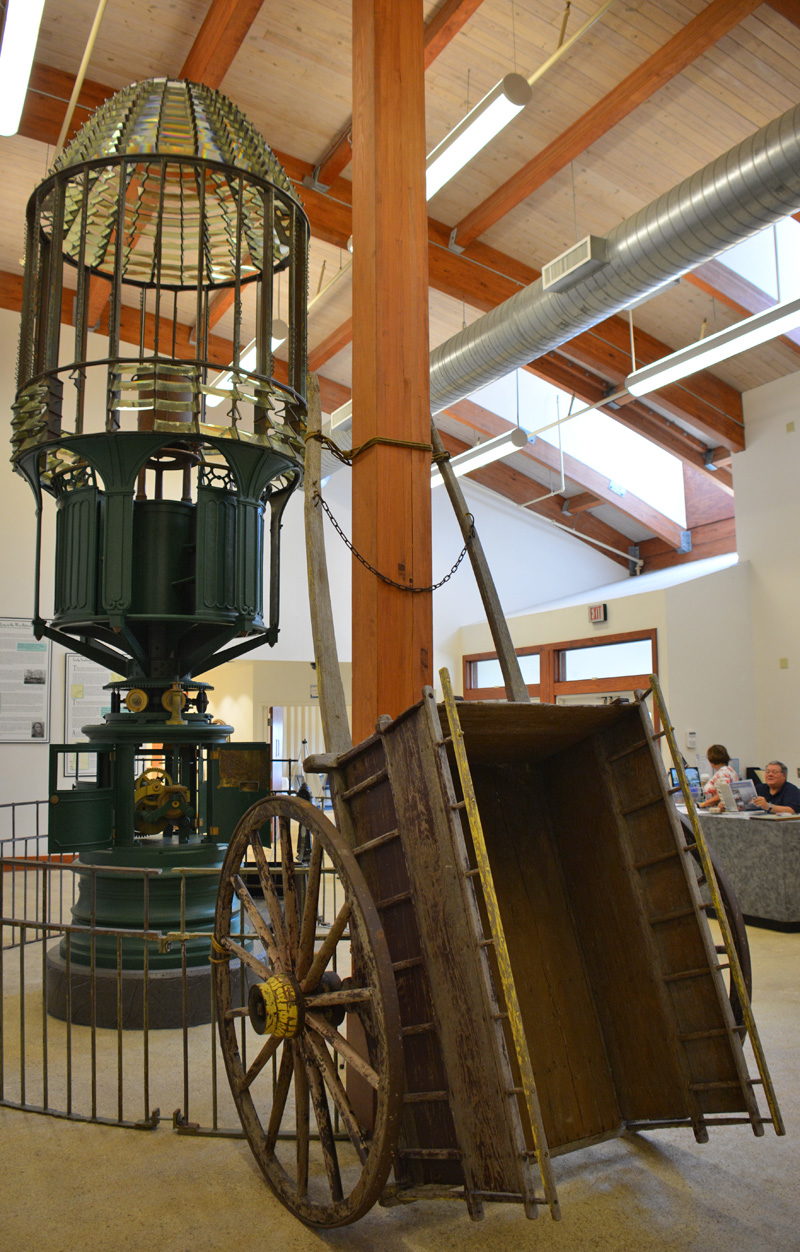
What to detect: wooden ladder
<box><xmin>612</xmin><ymin>676</ymin><xmax>783</xmax><ymax>1138</ymax></box>
<box><xmin>437</xmin><ymin>668</ymin><xmax>560</xmax><ymax>1221</ymax></box>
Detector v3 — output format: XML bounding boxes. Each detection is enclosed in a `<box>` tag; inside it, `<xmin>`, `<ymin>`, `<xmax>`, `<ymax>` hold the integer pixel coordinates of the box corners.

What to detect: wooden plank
<box><xmin>381</xmin><ymin>702</ymin><xmax>530</xmax><ymax>1195</ymax></box>
<box><xmin>179</xmin><ymin>0</ymin><xmax>265</xmax><ymax>88</ymax></box>
<box><xmin>638</xmin><ymin>517</ymin><xmax>736</xmax><ymax>572</ymax></box>
<box><xmin>423</xmin><ymin>0</ymin><xmax>487</xmax><ymax>66</ymax></box>
<box><xmin>766</xmin><ymin>0</ymin><xmax>800</xmax><ymax>28</ymax></box>
<box><xmin>308</xmin><ymin>316</ymin><xmax>353</xmax><ymax>372</ymax></box>
<box><xmin>563</xmin><ymin>492</ymin><xmax>601</xmax><ymax>515</ymax></box>
<box><xmin>453</xmin><ymin>0</ymin><xmax>763</xmax><ymax>248</ymax></box>
<box><xmin>351</xmin><ymin>0</ymin><xmax>432</xmax><ymax>740</ymax></box>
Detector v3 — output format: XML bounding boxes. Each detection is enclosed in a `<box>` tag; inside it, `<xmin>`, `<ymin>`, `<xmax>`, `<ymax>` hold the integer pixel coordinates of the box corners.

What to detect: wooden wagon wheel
<box><xmin>213</xmin><ymin>794</ymin><xmax>403</xmax><ymax>1227</ymax></box>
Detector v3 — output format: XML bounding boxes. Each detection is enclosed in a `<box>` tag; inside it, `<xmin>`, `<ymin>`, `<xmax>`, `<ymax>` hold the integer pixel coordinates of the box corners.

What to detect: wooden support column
<box><xmin>351</xmin><ymin>1</ymin><xmax>432</xmax><ymax>741</ymax></box>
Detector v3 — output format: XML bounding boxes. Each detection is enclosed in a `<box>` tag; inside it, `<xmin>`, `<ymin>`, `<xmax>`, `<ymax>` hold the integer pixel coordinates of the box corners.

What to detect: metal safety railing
<box><xmin>1</xmin><ymin>810</ymin><xmax>347</xmax><ymax>1139</ymax></box>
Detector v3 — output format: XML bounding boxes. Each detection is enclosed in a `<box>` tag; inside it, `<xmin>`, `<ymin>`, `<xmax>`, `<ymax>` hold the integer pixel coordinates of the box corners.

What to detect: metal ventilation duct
<box><xmin>429</xmin><ymin>102</ymin><xmax>800</xmax><ymax>414</ymax></box>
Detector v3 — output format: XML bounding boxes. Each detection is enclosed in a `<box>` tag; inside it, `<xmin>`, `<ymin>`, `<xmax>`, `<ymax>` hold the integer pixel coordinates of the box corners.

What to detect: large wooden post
<box><xmin>351</xmin><ymin>0</ymin><xmax>432</xmax><ymax>742</ymax></box>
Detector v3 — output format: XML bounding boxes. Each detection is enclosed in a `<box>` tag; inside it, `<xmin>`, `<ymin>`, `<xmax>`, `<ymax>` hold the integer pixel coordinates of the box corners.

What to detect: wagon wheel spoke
<box><xmin>304</xmin><ymin>1031</ymin><xmax>368</xmax><ymax>1164</ymax></box>
<box><xmin>239</xmin><ymin>1033</ymin><xmax>282</xmax><ymax>1093</ymax></box>
<box><xmin>247</xmin><ymin>826</ymin><xmax>289</xmax><ymax>964</ymax></box>
<box><xmin>232</xmin><ymin>874</ymin><xmax>282</xmax><ymax>971</ymax></box>
<box><xmin>305</xmin><ymin>1011</ymin><xmax>379</xmax><ymax>1090</ymax></box>
<box><xmin>293</xmin><ymin>1040</ymin><xmax>311</xmax><ymax>1197</ymax></box>
<box><xmin>305</xmin><ymin>1042</ymin><xmax>344</xmax><ymax>1204</ymax></box>
<box><xmin>300</xmin><ymin>899</ymin><xmax>352</xmax><ymax>993</ymax></box>
<box><xmin>265</xmin><ymin>1042</ymin><xmax>295</xmax><ymax>1153</ymax></box>
<box><xmin>304</xmin><ymin>986</ymin><xmax>373</xmax><ymax>1009</ymax></box>
<box><xmin>220</xmin><ymin>934</ymin><xmax>271</xmax><ymax>981</ymax></box>
<box><xmin>214</xmin><ymin>794</ymin><xmax>402</xmax><ymax>1227</ymax></box>
<box><xmin>279</xmin><ymin>815</ymin><xmax>300</xmax><ymax>961</ymax></box>
<box><xmin>296</xmin><ymin>838</ymin><xmax>323</xmax><ymax>982</ymax></box>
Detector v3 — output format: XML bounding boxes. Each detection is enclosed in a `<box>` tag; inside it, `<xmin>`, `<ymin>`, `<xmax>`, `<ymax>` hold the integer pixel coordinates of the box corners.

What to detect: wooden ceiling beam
<box><xmin>453</xmin><ymin>0</ymin><xmax>763</xmax><ymax>249</ymax></box>
<box><xmin>439</xmin><ymin>430</ymin><xmax>631</xmax><ymax>567</ymax></box>
<box><xmin>687</xmin><ymin>260</ymin><xmax>800</xmax><ymax>355</ymax></box>
<box><xmin>313</xmin><ymin>0</ymin><xmax>487</xmax><ymax>187</ymax></box>
<box><xmin>445</xmin><ymin>397</ymin><xmax>687</xmax><ymax>548</ymax></box>
<box><xmin>766</xmin><ymin>0</ymin><xmax>800</xmax><ymax>26</ymax></box>
<box><xmin>637</xmin><ymin>517</ymin><xmax>736</xmax><ymax>572</ymax></box>
<box><xmin>308</xmin><ymin>316</ymin><xmax>353</xmax><ymax>372</ymax></box>
<box><xmin>179</xmin><ymin>0</ymin><xmax>265</xmax><ymax>89</ymax></box>
<box><xmin>563</xmin><ymin>492</ymin><xmax>602</xmax><ymax>515</ymax></box>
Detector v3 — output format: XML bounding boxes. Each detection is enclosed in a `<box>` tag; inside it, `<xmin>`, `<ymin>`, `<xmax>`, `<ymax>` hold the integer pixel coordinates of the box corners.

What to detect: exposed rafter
<box><xmin>311</xmin><ymin>0</ymin><xmax>488</xmax><ymax>188</ymax></box>
<box><xmin>452</xmin><ymin>0</ymin><xmax>763</xmax><ymax>249</ymax></box>
<box><xmin>179</xmin><ymin>0</ymin><xmax>265</xmax><ymax>88</ymax></box>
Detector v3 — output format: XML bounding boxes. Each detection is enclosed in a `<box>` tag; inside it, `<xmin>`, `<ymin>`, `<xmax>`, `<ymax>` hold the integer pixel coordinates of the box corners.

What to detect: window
<box><xmin>463</xmin><ymin>629</ymin><xmax>657</xmax><ymax>705</ymax></box>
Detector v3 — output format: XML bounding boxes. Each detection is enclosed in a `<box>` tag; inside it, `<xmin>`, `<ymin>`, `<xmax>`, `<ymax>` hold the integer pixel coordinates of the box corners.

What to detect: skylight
<box><xmin>471</xmin><ymin>368</ymin><xmax>687</xmax><ymax>526</ymax></box>
<box><xmin>719</xmin><ymin>216</ymin><xmax>800</xmax><ymax>302</ymax></box>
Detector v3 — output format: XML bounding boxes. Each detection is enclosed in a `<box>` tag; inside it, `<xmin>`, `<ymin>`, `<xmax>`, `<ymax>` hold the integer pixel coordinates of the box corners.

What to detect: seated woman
<box><xmin>698</xmin><ymin>744</ymin><xmax>738</xmax><ymax>808</ymax></box>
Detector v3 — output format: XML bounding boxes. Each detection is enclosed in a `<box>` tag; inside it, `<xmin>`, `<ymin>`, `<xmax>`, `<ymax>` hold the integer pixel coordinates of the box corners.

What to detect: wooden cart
<box><xmin>212</xmin><ymin>675</ymin><xmax>783</xmax><ymax>1227</ymax></box>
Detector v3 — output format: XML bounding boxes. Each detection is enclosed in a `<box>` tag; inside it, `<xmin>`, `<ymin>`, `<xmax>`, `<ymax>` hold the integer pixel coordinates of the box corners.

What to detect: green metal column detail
<box><xmin>54</xmin><ymin>486</ymin><xmax>100</xmax><ymax>620</ymax></box>
<box><xmin>101</xmin><ymin>489</ymin><xmax>134</xmax><ymax>627</ymax></box>
<box><xmin>195</xmin><ymin>485</ymin><xmax>237</xmax><ymax>615</ymax></box>
<box><xmin>237</xmin><ymin>498</ymin><xmax>265</xmax><ymax>623</ymax></box>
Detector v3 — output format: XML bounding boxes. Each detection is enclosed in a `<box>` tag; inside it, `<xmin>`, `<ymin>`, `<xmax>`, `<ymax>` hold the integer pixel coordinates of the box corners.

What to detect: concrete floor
<box><xmin>1</xmin><ymin>925</ymin><xmax>798</xmax><ymax>1252</ymax></box>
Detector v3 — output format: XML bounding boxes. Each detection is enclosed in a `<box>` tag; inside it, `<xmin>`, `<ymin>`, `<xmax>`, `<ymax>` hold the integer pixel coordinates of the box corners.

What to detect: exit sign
<box><xmin>588</xmin><ymin>603</ymin><xmax>608</xmax><ymax>624</ymax></box>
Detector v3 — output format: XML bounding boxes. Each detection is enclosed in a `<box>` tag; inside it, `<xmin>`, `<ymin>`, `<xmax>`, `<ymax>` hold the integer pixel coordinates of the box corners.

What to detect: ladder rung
<box><xmin>352</xmin><ymin>828</ymin><xmax>400</xmax><ymax>857</ymax></box>
<box><xmin>747</xmin><ymin>1078</ymin><xmax>764</xmax><ymax>1086</ymax></box>
<box><xmin>633</xmin><ymin>848</ymin><xmax>681</xmax><ymax>870</ymax></box>
<box><xmin>340</xmin><ymin>768</ymin><xmax>388</xmax><ymax>802</ymax></box>
<box><xmin>478</xmin><ymin>938</ymin><xmax>495</xmax><ymax>948</ymax></box>
<box><xmin>663</xmin><ymin>967</ymin><xmax>714</xmax><ymax>984</ymax></box>
<box><xmin>689</xmin><ymin>1080</ymin><xmax>745</xmax><ymax>1091</ymax></box>
<box><xmin>449</xmin><ymin>799</ymin><xmax>467</xmax><ymax>811</ymax></box>
<box><xmin>397</xmin><ymin>1148</ymin><xmax>462</xmax><ymax>1160</ymax></box>
<box><xmin>678</xmin><ymin>1027</ymin><xmax>740</xmax><ymax>1042</ymax></box>
<box><xmin>492</xmin><ymin>1011</ymin><xmax>510</xmax><ymax>1021</ymax></box>
<box><xmin>506</xmin><ymin>1086</ymin><xmax>524</xmax><ymax>1096</ymax></box>
<box><xmin>607</xmin><ymin>739</ymin><xmax>652</xmax><ymax>763</ymax></box>
<box><xmin>374</xmin><ymin>889</ymin><xmax>412</xmax><ymax>911</ymax></box>
<box><xmin>391</xmin><ymin>956</ymin><xmax>423</xmax><ymax>972</ymax></box>
<box><xmin>648</xmin><ymin>906</ymin><xmax>697</xmax><ymax>926</ymax></box>
<box><xmin>464</xmin><ymin>866</ymin><xmax>481</xmax><ymax>878</ymax></box>
<box><xmin>435</xmin><ymin>735</ymin><xmax>453</xmax><ymax>747</ymax></box>
<box><xmin>403</xmin><ymin>1091</ymin><xmax>450</xmax><ymax>1103</ymax></box>
<box><xmin>620</xmin><ymin>795</ymin><xmax>664</xmax><ymax>817</ymax></box>
<box><xmin>400</xmin><ymin>1022</ymin><xmax>435</xmax><ymax>1036</ymax></box>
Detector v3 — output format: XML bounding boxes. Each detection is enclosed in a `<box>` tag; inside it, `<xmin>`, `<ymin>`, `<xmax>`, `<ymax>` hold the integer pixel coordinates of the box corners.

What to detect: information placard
<box><xmin>0</xmin><ymin>618</ymin><xmax>51</xmax><ymax>743</ymax></box>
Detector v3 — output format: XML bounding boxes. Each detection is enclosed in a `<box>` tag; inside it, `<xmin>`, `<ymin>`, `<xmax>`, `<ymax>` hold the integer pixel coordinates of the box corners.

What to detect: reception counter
<box><xmin>698</xmin><ymin>812</ymin><xmax>800</xmax><ymax>929</ymax></box>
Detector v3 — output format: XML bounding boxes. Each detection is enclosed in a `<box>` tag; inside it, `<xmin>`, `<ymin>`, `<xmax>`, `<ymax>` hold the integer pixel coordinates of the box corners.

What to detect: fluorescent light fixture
<box><xmin>0</xmin><ymin>0</ymin><xmax>46</xmax><ymax>137</ymax></box>
<box><xmin>206</xmin><ymin>319</ymin><xmax>288</xmax><ymax>408</ymax></box>
<box><xmin>626</xmin><ymin>295</ymin><xmax>800</xmax><ymax>397</ymax></box>
<box><xmin>431</xmin><ymin>426</ymin><xmax>529</xmax><ymax>488</ymax></box>
<box><xmin>425</xmin><ymin>73</ymin><xmax>531</xmax><ymax>200</ymax></box>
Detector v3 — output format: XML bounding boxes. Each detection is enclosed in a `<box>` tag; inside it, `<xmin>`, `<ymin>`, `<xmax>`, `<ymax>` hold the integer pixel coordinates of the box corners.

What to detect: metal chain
<box><xmin>314</xmin><ymin>491</ymin><xmax>475</xmax><ymax>593</ymax></box>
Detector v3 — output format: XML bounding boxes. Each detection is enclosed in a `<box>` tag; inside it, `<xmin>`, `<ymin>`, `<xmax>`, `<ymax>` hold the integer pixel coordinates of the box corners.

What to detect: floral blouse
<box><xmin>703</xmin><ymin>764</ymin><xmax>738</xmax><ymax>796</ymax></box>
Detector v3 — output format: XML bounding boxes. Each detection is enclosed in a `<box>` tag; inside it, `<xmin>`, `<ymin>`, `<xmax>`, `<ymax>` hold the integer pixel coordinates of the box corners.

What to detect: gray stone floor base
<box><xmin>45</xmin><ymin>946</ymin><xmax>217</xmax><ymax>1029</ymax></box>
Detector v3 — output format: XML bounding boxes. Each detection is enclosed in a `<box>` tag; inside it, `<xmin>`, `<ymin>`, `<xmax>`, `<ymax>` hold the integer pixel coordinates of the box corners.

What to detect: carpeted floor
<box><xmin>1</xmin><ymin>925</ymin><xmax>797</xmax><ymax>1252</ymax></box>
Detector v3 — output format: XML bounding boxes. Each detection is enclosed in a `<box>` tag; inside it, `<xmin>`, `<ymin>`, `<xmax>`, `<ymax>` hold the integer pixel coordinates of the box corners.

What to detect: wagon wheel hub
<box><xmin>248</xmin><ymin>973</ymin><xmax>303</xmax><ymax>1038</ymax></box>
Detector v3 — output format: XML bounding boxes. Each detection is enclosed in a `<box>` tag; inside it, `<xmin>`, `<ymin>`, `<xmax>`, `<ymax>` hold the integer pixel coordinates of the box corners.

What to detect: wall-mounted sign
<box><xmin>588</xmin><ymin>602</ymin><xmax>608</xmax><ymax>624</ymax></box>
<box><xmin>0</xmin><ymin>618</ymin><xmax>51</xmax><ymax>742</ymax></box>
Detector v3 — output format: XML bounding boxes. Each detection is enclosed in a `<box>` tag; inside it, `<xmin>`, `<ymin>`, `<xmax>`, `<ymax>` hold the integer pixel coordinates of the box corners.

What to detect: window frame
<box><xmin>462</xmin><ymin>628</ymin><xmax>658</xmax><ymax>705</ymax></box>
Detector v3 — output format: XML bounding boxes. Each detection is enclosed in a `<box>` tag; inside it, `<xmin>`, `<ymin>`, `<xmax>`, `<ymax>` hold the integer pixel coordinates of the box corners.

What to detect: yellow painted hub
<box><xmin>250</xmin><ymin>974</ymin><xmax>301</xmax><ymax>1038</ymax></box>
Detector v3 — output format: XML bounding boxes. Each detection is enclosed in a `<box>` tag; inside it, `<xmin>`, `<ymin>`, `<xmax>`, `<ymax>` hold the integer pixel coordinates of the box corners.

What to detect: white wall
<box><xmin>736</xmin><ymin>372</ymin><xmax>800</xmax><ymax>772</ymax></box>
